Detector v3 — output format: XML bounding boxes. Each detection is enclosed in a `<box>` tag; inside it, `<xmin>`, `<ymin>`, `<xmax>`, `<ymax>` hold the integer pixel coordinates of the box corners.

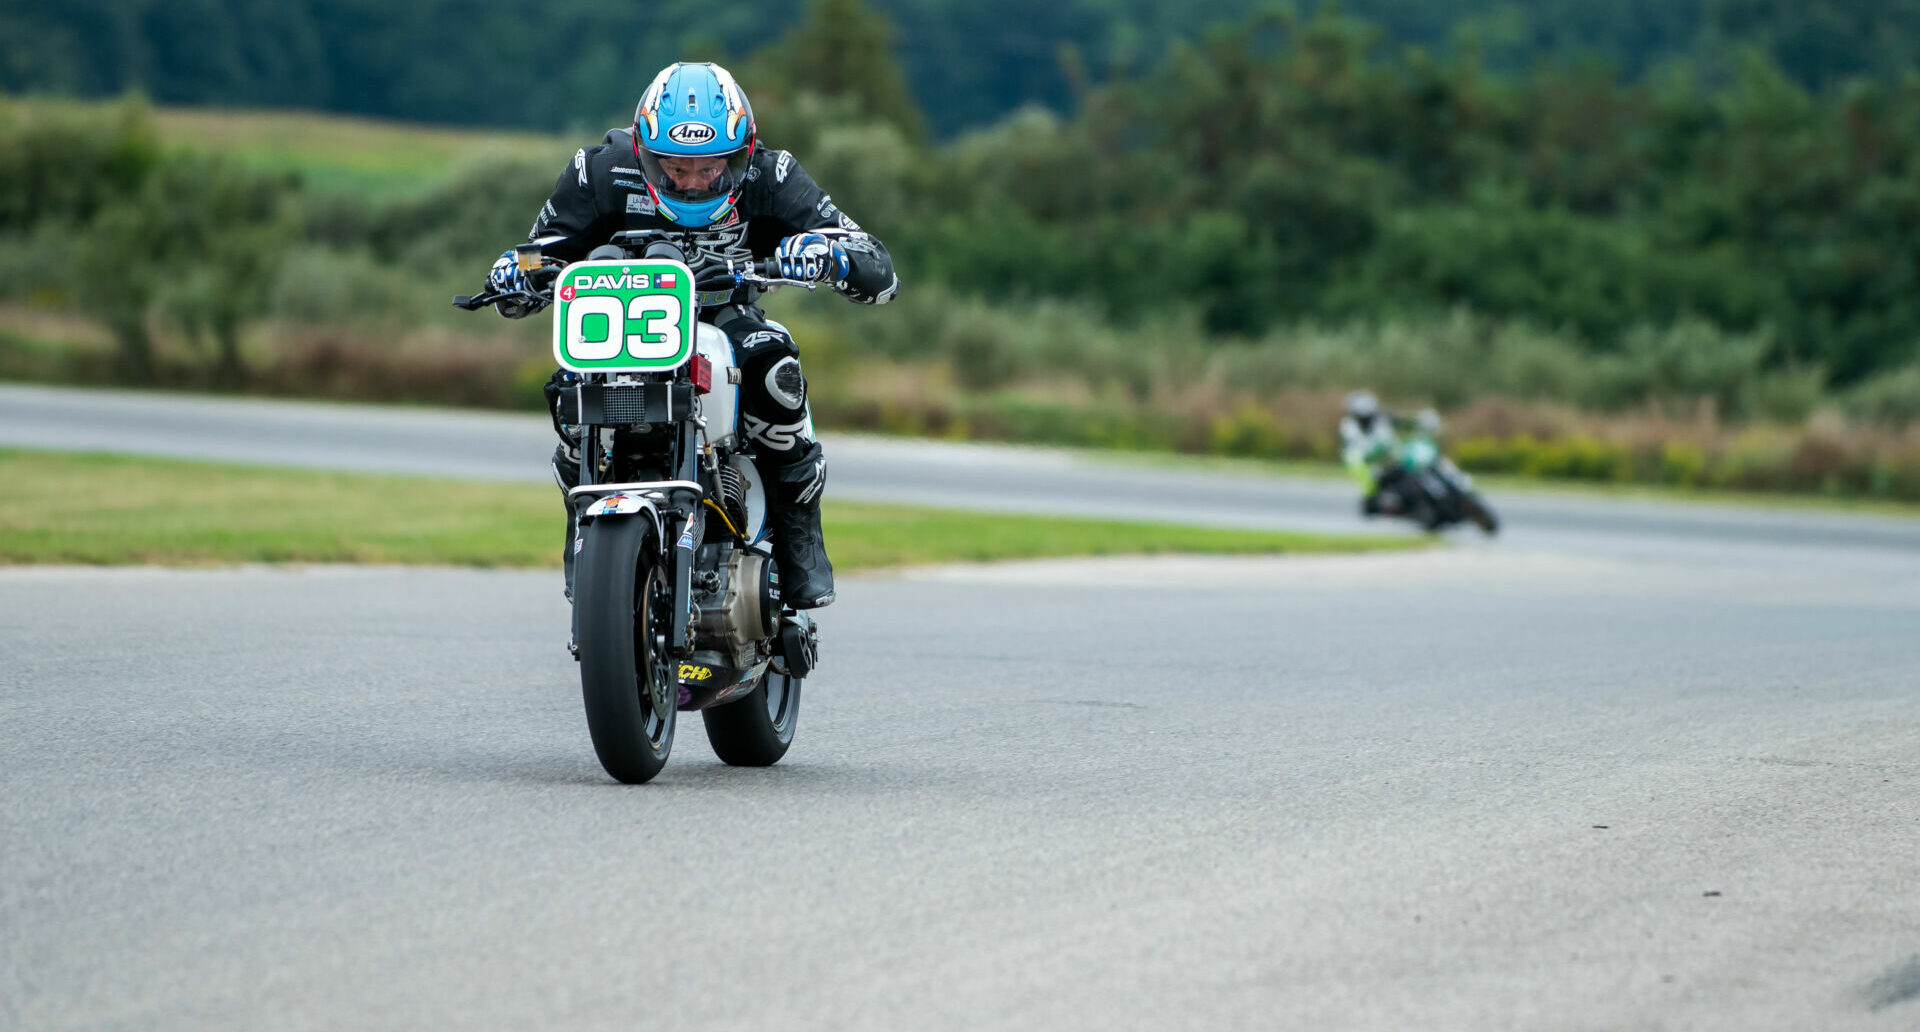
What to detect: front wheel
<box><xmin>576</xmin><ymin>515</ymin><xmax>676</xmax><ymax>784</ymax></box>
<box><xmin>702</xmin><ymin>668</ymin><xmax>801</xmax><ymax>766</ymax></box>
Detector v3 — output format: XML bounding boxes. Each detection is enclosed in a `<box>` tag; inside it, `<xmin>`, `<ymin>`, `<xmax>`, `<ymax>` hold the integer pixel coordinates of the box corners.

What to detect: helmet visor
<box><xmin>637</xmin><ymin>146</ymin><xmax>752</xmax><ymax>205</ymax></box>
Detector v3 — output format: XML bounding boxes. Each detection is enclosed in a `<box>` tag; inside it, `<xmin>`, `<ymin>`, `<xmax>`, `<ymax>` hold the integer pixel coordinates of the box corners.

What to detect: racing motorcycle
<box><xmin>1381</xmin><ymin>419</ymin><xmax>1499</xmax><ymax>535</ymax></box>
<box><xmin>455</xmin><ymin>231</ymin><xmax>820</xmax><ymax>784</ymax></box>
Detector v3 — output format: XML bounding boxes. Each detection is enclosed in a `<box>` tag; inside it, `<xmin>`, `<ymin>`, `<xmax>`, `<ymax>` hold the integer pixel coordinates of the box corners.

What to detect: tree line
<box><xmin>7</xmin><ymin>0</ymin><xmax>1920</xmax><ymax>137</ymax></box>
<box><xmin>898</xmin><ymin>6</ymin><xmax>1920</xmax><ymax>387</ymax></box>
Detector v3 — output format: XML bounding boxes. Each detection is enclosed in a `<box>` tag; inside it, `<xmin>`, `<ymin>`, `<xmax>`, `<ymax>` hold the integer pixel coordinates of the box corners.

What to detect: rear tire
<box><xmin>1463</xmin><ymin>494</ymin><xmax>1500</xmax><ymax>535</ymax></box>
<box><xmin>576</xmin><ymin>516</ymin><xmax>676</xmax><ymax>784</ymax></box>
<box><xmin>702</xmin><ymin>668</ymin><xmax>801</xmax><ymax>767</ymax></box>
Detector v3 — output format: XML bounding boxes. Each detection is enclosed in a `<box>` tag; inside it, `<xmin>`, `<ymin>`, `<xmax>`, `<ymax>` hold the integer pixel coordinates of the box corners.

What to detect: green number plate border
<box><xmin>550</xmin><ymin>258</ymin><xmax>697</xmax><ymax>373</ymax></box>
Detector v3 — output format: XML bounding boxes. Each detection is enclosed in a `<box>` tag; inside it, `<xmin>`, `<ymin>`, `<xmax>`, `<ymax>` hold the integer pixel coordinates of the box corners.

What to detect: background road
<box><xmin>7</xmin><ymin>383</ymin><xmax>1920</xmax><ymax>553</ymax></box>
<box><xmin>3</xmin><ymin>384</ymin><xmax>1918</xmax><ymax>1030</ymax></box>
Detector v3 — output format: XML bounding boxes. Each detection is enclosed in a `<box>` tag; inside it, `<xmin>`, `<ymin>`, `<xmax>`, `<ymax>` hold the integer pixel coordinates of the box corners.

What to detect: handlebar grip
<box><xmin>694</xmin><ymin>265</ymin><xmax>740</xmax><ymax>292</ymax></box>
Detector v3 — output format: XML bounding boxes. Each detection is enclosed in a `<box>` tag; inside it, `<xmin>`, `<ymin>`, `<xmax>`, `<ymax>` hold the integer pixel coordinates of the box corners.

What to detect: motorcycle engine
<box><xmin>693</xmin><ymin>547</ymin><xmax>781</xmax><ymax>667</ymax></box>
<box><xmin>716</xmin><ymin>462</ymin><xmax>750</xmax><ymax>540</ymax></box>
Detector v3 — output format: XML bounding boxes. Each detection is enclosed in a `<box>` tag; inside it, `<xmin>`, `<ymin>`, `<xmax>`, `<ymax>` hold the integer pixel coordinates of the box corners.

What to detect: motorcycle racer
<box><xmin>1339</xmin><ymin>390</ymin><xmax>1405</xmax><ymax>516</ymax></box>
<box><xmin>486</xmin><ymin>61</ymin><xmax>899</xmax><ymax>613</ymax></box>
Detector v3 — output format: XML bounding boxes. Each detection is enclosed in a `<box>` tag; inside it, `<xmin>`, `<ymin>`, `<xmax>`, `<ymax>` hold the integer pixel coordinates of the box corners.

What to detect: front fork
<box><xmin>575</xmin><ymin>418</ymin><xmax>707</xmax><ymax>658</ymax></box>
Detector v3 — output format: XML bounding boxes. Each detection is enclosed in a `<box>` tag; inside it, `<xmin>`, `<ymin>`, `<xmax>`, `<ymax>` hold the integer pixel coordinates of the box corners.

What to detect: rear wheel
<box><xmin>576</xmin><ymin>516</ymin><xmax>676</xmax><ymax>784</ymax></box>
<box><xmin>702</xmin><ymin>667</ymin><xmax>801</xmax><ymax>766</ymax></box>
<box><xmin>1463</xmin><ymin>494</ymin><xmax>1500</xmax><ymax>535</ymax></box>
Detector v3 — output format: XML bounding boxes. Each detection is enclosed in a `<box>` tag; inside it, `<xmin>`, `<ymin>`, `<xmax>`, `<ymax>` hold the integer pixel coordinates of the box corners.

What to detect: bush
<box><xmin>268</xmin><ymin>246</ymin><xmax>442</xmax><ymax>327</ymax></box>
<box><xmin>368</xmin><ymin>151</ymin><xmax>558</xmax><ymax>271</ymax></box>
<box><xmin>1592</xmin><ymin>319</ymin><xmax>1772</xmax><ymax>416</ymax></box>
<box><xmin>1660</xmin><ymin>442</ymin><xmax>1707</xmax><ymax>487</ymax></box>
<box><xmin>1845</xmin><ymin>361</ymin><xmax>1920</xmax><ymax>428</ymax></box>
<box><xmin>0</xmin><ymin>96</ymin><xmax>160</xmax><ymax>234</ymax></box>
<box><xmin>1210</xmin><ymin>401</ymin><xmax>1283</xmax><ymax>457</ymax></box>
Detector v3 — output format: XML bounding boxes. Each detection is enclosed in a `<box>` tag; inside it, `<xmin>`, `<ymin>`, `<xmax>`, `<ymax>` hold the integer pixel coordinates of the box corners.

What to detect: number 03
<box><xmin>565</xmin><ymin>294</ymin><xmax>685</xmax><ymax>362</ymax></box>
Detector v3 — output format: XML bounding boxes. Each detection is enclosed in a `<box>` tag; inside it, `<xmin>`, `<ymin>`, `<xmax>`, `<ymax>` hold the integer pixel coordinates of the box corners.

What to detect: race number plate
<box><xmin>551</xmin><ymin>258</ymin><xmax>697</xmax><ymax>373</ymax></box>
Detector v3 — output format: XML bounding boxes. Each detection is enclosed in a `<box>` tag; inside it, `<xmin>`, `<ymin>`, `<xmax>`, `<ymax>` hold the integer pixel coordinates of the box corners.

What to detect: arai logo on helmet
<box><xmin>667</xmin><ymin>123</ymin><xmax>716</xmax><ymax>146</ymax></box>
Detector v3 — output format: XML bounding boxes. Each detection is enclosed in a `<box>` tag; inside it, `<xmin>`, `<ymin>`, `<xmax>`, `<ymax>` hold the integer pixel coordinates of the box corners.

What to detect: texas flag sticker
<box><xmin>658</xmin><ymin>272</ymin><xmax>677</xmax><ymax>289</ymax></box>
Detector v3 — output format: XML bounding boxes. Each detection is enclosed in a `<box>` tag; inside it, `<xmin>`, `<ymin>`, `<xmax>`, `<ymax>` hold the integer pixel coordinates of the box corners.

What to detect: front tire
<box><xmin>702</xmin><ymin>668</ymin><xmax>801</xmax><ymax>766</ymax></box>
<box><xmin>1410</xmin><ymin>495</ymin><xmax>1444</xmax><ymax>532</ymax></box>
<box><xmin>576</xmin><ymin>515</ymin><xmax>676</xmax><ymax>784</ymax></box>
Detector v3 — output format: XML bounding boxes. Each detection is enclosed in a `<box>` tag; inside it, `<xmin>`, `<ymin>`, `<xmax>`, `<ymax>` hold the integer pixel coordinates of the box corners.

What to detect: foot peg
<box><xmin>775</xmin><ymin>614</ymin><xmax>817</xmax><ymax>679</ymax></box>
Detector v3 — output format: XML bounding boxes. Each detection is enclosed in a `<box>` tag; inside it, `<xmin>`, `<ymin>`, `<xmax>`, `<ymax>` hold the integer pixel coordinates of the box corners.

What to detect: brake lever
<box><xmin>451</xmin><ymin>286</ymin><xmax>553</xmax><ymax>310</ymax></box>
<box><xmin>724</xmin><ymin>258</ymin><xmax>817</xmax><ymax>291</ymax></box>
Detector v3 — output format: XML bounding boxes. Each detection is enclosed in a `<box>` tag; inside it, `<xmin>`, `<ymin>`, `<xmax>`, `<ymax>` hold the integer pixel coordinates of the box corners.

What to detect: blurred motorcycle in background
<box><xmin>1346</xmin><ymin>401</ymin><xmax>1499</xmax><ymax>536</ymax></box>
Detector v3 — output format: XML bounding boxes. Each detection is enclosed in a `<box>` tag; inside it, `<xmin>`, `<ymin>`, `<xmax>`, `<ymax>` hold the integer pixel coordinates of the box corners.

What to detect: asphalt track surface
<box><xmin>3</xmin><ymin>384</ymin><xmax>1918</xmax><ymax>1031</ymax></box>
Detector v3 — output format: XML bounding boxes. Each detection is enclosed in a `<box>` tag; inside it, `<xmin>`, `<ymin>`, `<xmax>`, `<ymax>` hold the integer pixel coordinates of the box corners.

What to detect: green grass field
<box><xmin>8</xmin><ymin>97</ymin><xmax>572</xmax><ymax>198</ymax></box>
<box><xmin>154</xmin><ymin>106</ymin><xmax>574</xmax><ymax>197</ymax></box>
<box><xmin>0</xmin><ymin>450</ymin><xmax>1424</xmax><ymax>568</ymax></box>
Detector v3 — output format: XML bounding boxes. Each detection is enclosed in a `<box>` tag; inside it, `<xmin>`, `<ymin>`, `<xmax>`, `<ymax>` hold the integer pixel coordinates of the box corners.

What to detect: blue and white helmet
<box><xmin>632</xmin><ymin>62</ymin><xmax>756</xmax><ymax>227</ymax></box>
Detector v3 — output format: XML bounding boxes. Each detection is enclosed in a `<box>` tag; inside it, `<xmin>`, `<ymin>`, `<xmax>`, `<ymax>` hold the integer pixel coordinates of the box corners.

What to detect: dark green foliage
<box><xmin>891</xmin><ymin>5</ymin><xmax>1920</xmax><ymax>385</ymax></box>
<box><xmin>12</xmin><ymin>1</ymin><xmax>1920</xmax><ymax>401</ymax></box>
<box><xmin>1</xmin><ymin>97</ymin><xmax>297</xmax><ymax>385</ymax></box>
<box><xmin>744</xmin><ymin>0</ymin><xmax>926</xmax><ymax>142</ymax></box>
<box><xmin>142</xmin><ymin>156</ymin><xmax>300</xmax><ymax>387</ymax></box>
<box><xmin>0</xmin><ymin>0</ymin><xmax>786</xmax><ymax>131</ymax></box>
<box><xmin>14</xmin><ymin>1</ymin><xmax>1920</xmax><ymax>138</ymax></box>
<box><xmin>365</xmin><ymin>155</ymin><xmax>558</xmax><ymax>268</ymax></box>
<box><xmin>0</xmin><ymin>97</ymin><xmax>160</xmax><ymax>233</ymax></box>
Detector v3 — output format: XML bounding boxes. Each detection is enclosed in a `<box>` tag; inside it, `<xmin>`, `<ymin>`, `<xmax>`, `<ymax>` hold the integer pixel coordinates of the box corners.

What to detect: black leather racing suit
<box><xmin>518</xmin><ymin>127</ymin><xmax>899</xmax><ymax>609</ymax></box>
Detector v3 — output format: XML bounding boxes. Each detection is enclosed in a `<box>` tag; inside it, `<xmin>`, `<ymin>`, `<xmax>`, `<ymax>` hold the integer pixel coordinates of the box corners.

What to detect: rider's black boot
<box><xmin>765</xmin><ymin>441</ymin><xmax>835</xmax><ymax>609</ymax></box>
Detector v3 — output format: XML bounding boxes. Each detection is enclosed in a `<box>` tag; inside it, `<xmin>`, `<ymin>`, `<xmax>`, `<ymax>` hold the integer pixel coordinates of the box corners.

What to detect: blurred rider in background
<box><xmin>483</xmin><ymin>61</ymin><xmax>899</xmax><ymax>618</ymax></box>
<box><xmin>1340</xmin><ymin>390</ymin><xmax>1404</xmax><ymax>516</ymax></box>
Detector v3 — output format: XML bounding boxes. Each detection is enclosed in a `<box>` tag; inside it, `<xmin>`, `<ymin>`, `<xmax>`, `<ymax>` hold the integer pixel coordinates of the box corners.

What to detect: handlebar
<box><xmin>452</xmin><ymin>258</ymin><xmax>563</xmax><ymax>311</ymax></box>
<box><xmin>619</xmin><ymin>230</ymin><xmax>816</xmax><ymax>291</ymax></box>
<box><xmin>452</xmin><ymin>242</ymin><xmax>815</xmax><ymax>312</ymax></box>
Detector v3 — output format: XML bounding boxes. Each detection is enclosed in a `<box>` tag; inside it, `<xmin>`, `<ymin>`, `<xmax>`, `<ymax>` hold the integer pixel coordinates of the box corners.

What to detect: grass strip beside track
<box><xmin>0</xmin><ymin>450</ymin><xmax>1424</xmax><ymax>568</ymax></box>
